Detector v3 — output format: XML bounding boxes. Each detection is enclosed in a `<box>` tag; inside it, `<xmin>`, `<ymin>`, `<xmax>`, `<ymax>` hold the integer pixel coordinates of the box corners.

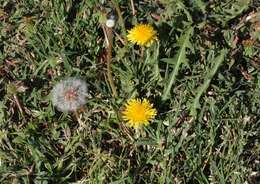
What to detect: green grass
<box><xmin>0</xmin><ymin>0</ymin><xmax>260</xmax><ymax>183</ymax></box>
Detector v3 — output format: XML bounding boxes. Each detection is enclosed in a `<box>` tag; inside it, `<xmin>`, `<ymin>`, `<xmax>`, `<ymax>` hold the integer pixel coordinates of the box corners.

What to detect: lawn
<box><xmin>0</xmin><ymin>0</ymin><xmax>259</xmax><ymax>183</ymax></box>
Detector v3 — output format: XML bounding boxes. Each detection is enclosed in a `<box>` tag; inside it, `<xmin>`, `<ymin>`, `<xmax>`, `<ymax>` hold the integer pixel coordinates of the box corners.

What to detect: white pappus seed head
<box><xmin>51</xmin><ymin>77</ymin><xmax>87</xmax><ymax>112</ymax></box>
<box><xmin>106</xmin><ymin>12</ymin><xmax>116</xmax><ymax>28</ymax></box>
<box><xmin>106</xmin><ymin>19</ymin><xmax>115</xmax><ymax>28</ymax></box>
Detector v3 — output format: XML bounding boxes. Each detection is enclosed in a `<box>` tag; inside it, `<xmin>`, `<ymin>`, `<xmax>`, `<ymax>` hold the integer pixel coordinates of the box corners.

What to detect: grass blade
<box><xmin>190</xmin><ymin>49</ymin><xmax>228</xmax><ymax>117</ymax></box>
<box><xmin>162</xmin><ymin>27</ymin><xmax>193</xmax><ymax>101</ymax></box>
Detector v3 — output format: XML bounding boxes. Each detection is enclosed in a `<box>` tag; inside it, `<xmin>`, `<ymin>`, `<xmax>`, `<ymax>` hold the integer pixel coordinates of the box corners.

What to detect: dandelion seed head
<box><xmin>106</xmin><ymin>19</ymin><xmax>115</xmax><ymax>28</ymax></box>
<box><xmin>52</xmin><ymin>77</ymin><xmax>87</xmax><ymax>112</ymax></box>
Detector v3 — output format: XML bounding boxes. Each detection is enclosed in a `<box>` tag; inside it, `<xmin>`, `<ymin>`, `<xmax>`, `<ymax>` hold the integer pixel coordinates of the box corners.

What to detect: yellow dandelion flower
<box><xmin>127</xmin><ymin>24</ymin><xmax>157</xmax><ymax>47</ymax></box>
<box><xmin>122</xmin><ymin>98</ymin><xmax>157</xmax><ymax>128</ymax></box>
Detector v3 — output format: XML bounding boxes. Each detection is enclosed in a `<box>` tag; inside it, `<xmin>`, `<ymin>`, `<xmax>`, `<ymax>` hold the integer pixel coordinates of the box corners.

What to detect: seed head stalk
<box><xmin>105</xmin><ymin>24</ymin><xmax>118</xmax><ymax>97</ymax></box>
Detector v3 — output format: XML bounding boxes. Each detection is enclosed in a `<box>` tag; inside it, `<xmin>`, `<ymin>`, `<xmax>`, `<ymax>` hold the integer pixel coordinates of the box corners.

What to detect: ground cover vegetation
<box><xmin>0</xmin><ymin>0</ymin><xmax>259</xmax><ymax>183</ymax></box>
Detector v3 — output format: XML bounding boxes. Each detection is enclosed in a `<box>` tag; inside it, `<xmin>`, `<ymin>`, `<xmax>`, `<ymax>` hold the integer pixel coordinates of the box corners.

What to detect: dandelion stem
<box><xmin>140</xmin><ymin>46</ymin><xmax>144</xmax><ymax>59</ymax></box>
<box><xmin>106</xmin><ymin>26</ymin><xmax>118</xmax><ymax>97</ymax></box>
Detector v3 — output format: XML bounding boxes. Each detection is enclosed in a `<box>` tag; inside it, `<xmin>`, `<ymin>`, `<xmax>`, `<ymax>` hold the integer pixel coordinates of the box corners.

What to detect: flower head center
<box><xmin>132</xmin><ymin>103</ymin><xmax>147</xmax><ymax>121</ymax></box>
<box><xmin>64</xmin><ymin>89</ymin><xmax>78</xmax><ymax>101</ymax></box>
<box><xmin>122</xmin><ymin>98</ymin><xmax>157</xmax><ymax>128</ymax></box>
